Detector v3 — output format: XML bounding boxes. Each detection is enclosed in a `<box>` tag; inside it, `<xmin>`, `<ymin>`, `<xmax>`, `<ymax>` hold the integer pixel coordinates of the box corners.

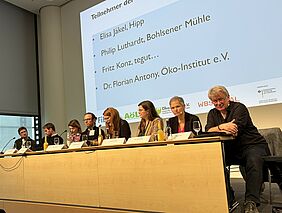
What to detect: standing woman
<box><xmin>167</xmin><ymin>96</ymin><xmax>202</xmax><ymax>135</ymax></box>
<box><xmin>137</xmin><ymin>100</ymin><xmax>163</xmax><ymax>141</ymax></box>
<box><xmin>103</xmin><ymin>107</ymin><xmax>131</xmax><ymax>141</ymax></box>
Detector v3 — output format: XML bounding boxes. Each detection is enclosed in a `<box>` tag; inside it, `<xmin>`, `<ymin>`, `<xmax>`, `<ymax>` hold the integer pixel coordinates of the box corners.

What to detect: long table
<box><xmin>0</xmin><ymin>137</ymin><xmax>231</xmax><ymax>213</ymax></box>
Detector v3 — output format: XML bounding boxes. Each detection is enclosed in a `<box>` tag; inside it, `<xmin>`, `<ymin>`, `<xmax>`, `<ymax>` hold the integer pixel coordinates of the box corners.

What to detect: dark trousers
<box><xmin>224</xmin><ymin>142</ymin><xmax>270</xmax><ymax>205</ymax></box>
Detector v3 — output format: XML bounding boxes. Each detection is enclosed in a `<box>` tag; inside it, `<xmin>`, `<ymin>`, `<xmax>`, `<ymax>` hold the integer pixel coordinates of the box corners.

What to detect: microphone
<box><xmin>59</xmin><ymin>129</ymin><xmax>67</xmax><ymax>136</ymax></box>
<box><xmin>1</xmin><ymin>136</ymin><xmax>16</xmax><ymax>154</ymax></box>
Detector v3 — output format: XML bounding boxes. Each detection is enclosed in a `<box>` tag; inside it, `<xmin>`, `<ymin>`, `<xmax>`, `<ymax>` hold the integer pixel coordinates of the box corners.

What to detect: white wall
<box><xmin>57</xmin><ymin>0</ymin><xmax>282</xmax><ymax>134</ymax></box>
<box><xmin>60</xmin><ymin>0</ymin><xmax>102</xmax><ymax>130</ymax></box>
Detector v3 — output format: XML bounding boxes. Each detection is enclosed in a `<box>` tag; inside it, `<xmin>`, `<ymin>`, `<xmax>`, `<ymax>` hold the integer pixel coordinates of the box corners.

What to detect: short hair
<box><xmin>84</xmin><ymin>112</ymin><xmax>97</xmax><ymax>121</ymax></box>
<box><xmin>169</xmin><ymin>96</ymin><xmax>185</xmax><ymax>106</ymax></box>
<box><xmin>43</xmin><ymin>123</ymin><xmax>56</xmax><ymax>131</ymax></box>
<box><xmin>208</xmin><ymin>85</ymin><xmax>230</xmax><ymax>100</ymax></box>
<box><xmin>68</xmin><ymin>119</ymin><xmax>82</xmax><ymax>133</ymax></box>
<box><xmin>18</xmin><ymin>126</ymin><xmax>27</xmax><ymax>135</ymax></box>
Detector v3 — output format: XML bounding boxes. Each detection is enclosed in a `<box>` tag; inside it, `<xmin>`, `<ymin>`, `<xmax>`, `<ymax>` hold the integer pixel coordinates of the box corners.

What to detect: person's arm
<box><xmin>101</xmin><ymin>129</ymin><xmax>105</xmax><ymax>139</ymax></box>
<box><xmin>13</xmin><ymin>140</ymin><xmax>18</xmax><ymax>150</ymax></box>
<box><xmin>205</xmin><ymin>110</ymin><xmax>238</xmax><ymax>135</ymax></box>
<box><xmin>152</xmin><ymin>118</ymin><xmax>164</xmax><ymax>131</ymax></box>
<box><xmin>208</xmin><ymin>119</ymin><xmax>237</xmax><ymax>134</ymax></box>
<box><xmin>36</xmin><ymin>138</ymin><xmax>44</xmax><ymax>151</ymax></box>
<box><xmin>168</xmin><ymin>117</ymin><xmax>178</xmax><ymax>134</ymax></box>
<box><xmin>229</xmin><ymin>103</ymin><xmax>249</xmax><ymax>133</ymax></box>
<box><xmin>80</xmin><ymin>131</ymin><xmax>86</xmax><ymax>141</ymax></box>
<box><xmin>59</xmin><ymin>135</ymin><xmax>64</xmax><ymax>144</ymax></box>
<box><xmin>148</xmin><ymin>118</ymin><xmax>163</xmax><ymax>141</ymax></box>
<box><xmin>30</xmin><ymin>139</ymin><xmax>36</xmax><ymax>151</ymax></box>
<box><xmin>137</xmin><ymin>122</ymin><xmax>144</xmax><ymax>137</ymax></box>
<box><xmin>120</xmin><ymin>120</ymin><xmax>131</xmax><ymax>140</ymax></box>
<box><xmin>205</xmin><ymin>111</ymin><xmax>217</xmax><ymax>132</ymax></box>
<box><xmin>212</xmin><ymin>103</ymin><xmax>249</xmax><ymax>135</ymax></box>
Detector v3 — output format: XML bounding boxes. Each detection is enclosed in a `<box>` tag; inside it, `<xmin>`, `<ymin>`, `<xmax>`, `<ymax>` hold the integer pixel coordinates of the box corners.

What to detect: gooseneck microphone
<box><xmin>59</xmin><ymin>130</ymin><xmax>67</xmax><ymax>136</ymax></box>
<box><xmin>1</xmin><ymin>136</ymin><xmax>16</xmax><ymax>154</ymax></box>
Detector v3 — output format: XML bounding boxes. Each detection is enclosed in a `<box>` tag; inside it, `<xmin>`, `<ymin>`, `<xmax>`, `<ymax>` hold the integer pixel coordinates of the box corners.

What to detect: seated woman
<box><xmin>167</xmin><ymin>96</ymin><xmax>202</xmax><ymax>135</ymax></box>
<box><xmin>137</xmin><ymin>100</ymin><xmax>163</xmax><ymax>141</ymax></box>
<box><xmin>103</xmin><ymin>107</ymin><xmax>131</xmax><ymax>141</ymax></box>
<box><xmin>67</xmin><ymin>119</ymin><xmax>82</xmax><ymax>146</ymax></box>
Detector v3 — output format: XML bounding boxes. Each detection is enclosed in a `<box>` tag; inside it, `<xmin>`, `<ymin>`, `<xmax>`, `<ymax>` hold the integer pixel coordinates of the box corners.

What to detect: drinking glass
<box><xmin>82</xmin><ymin>134</ymin><xmax>88</xmax><ymax>141</ymax></box>
<box><xmin>54</xmin><ymin>137</ymin><xmax>60</xmax><ymax>145</ymax></box>
<box><xmin>192</xmin><ymin>121</ymin><xmax>201</xmax><ymax>136</ymax></box>
<box><xmin>112</xmin><ymin>131</ymin><xmax>119</xmax><ymax>139</ymax></box>
<box><xmin>106</xmin><ymin>128</ymin><xmax>111</xmax><ymax>139</ymax></box>
<box><xmin>165</xmin><ymin>126</ymin><xmax>172</xmax><ymax>141</ymax></box>
<box><xmin>66</xmin><ymin>132</ymin><xmax>72</xmax><ymax>147</ymax></box>
<box><xmin>153</xmin><ymin>133</ymin><xmax>158</xmax><ymax>142</ymax></box>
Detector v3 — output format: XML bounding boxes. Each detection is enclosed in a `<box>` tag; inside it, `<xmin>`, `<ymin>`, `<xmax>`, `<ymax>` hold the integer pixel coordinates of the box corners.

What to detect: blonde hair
<box><xmin>208</xmin><ymin>85</ymin><xmax>230</xmax><ymax>100</ymax></box>
<box><xmin>169</xmin><ymin>96</ymin><xmax>185</xmax><ymax>106</ymax></box>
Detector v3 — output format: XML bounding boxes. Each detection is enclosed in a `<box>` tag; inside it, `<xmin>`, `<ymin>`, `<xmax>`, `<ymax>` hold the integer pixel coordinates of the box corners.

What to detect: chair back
<box><xmin>259</xmin><ymin>127</ymin><xmax>282</xmax><ymax>156</ymax></box>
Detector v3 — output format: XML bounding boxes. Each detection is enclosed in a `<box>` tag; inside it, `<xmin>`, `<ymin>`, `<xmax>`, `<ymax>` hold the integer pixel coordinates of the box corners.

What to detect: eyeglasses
<box><xmin>211</xmin><ymin>98</ymin><xmax>226</xmax><ymax>104</ymax></box>
<box><xmin>83</xmin><ymin>118</ymin><xmax>92</xmax><ymax>121</ymax></box>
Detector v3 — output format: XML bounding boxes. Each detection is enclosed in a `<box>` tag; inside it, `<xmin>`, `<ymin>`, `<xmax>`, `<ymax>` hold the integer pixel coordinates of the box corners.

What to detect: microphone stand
<box><xmin>59</xmin><ymin>130</ymin><xmax>67</xmax><ymax>137</ymax></box>
<box><xmin>1</xmin><ymin>137</ymin><xmax>16</xmax><ymax>154</ymax></box>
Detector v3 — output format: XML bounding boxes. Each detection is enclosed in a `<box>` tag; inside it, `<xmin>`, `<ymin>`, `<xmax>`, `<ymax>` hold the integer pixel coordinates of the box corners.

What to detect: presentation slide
<box><xmin>80</xmin><ymin>0</ymin><xmax>282</xmax><ymax>124</ymax></box>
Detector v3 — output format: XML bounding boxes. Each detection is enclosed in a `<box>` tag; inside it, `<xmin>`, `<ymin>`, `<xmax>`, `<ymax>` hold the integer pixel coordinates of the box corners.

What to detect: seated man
<box><xmin>81</xmin><ymin>112</ymin><xmax>105</xmax><ymax>145</ymax></box>
<box><xmin>205</xmin><ymin>85</ymin><xmax>270</xmax><ymax>213</ymax></box>
<box><xmin>14</xmin><ymin>127</ymin><xmax>36</xmax><ymax>151</ymax></box>
<box><xmin>39</xmin><ymin>123</ymin><xmax>64</xmax><ymax>150</ymax></box>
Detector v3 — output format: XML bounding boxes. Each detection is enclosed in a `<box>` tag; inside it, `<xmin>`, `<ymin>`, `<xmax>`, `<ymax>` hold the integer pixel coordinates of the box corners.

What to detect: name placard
<box><xmin>46</xmin><ymin>144</ymin><xmax>66</xmax><ymax>151</ymax></box>
<box><xmin>4</xmin><ymin>149</ymin><xmax>17</xmax><ymax>155</ymax></box>
<box><xmin>68</xmin><ymin>141</ymin><xmax>87</xmax><ymax>149</ymax></box>
<box><xmin>17</xmin><ymin>147</ymin><xmax>31</xmax><ymax>154</ymax></box>
<box><xmin>101</xmin><ymin>138</ymin><xmax>125</xmax><ymax>146</ymax></box>
<box><xmin>169</xmin><ymin>132</ymin><xmax>194</xmax><ymax>141</ymax></box>
<box><xmin>126</xmin><ymin>136</ymin><xmax>150</xmax><ymax>144</ymax></box>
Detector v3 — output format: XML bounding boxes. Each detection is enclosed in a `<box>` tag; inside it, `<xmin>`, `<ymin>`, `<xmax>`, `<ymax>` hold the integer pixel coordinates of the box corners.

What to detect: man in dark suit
<box><xmin>14</xmin><ymin>127</ymin><xmax>36</xmax><ymax>151</ymax></box>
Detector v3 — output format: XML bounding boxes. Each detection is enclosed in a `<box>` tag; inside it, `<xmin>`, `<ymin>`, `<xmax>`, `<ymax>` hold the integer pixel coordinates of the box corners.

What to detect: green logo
<box><xmin>124</xmin><ymin>107</ymin><xmax>162</xmax><ymax>120</ymax></box>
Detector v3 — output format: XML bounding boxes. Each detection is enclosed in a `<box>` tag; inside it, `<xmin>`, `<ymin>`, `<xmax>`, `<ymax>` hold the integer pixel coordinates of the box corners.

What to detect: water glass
<box><xmin>106</xmin><ymin>133</ymin><xmax>111</xmax><ymax>139</ymax></box>
<box><xmin>112</xmin><ymin>131</ymin><xmax>119</xmax><ymax>139</ymax></box>
<box><xmin>54</xmin><ymin>137</ymin><xmax>60</xmax><ymax>145</ymax></box>
<box><xmin>82</xmin><ymin>134</ymin><xmax>88</xmax><ymax>141</ymax></box>
<box><xmin>153</xmin><ymin>133</ymin><xmax>158</xmax><ymax>141</ymax></box>
<box><xmin>165</xmin><ymin>126</ymin><xmax>172</xmax><ymax>140</ymax></box>
<box><xmin>193</xmin><ymin>121</ymin><xmax>201</xmax><ymax>136</ymax></box>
